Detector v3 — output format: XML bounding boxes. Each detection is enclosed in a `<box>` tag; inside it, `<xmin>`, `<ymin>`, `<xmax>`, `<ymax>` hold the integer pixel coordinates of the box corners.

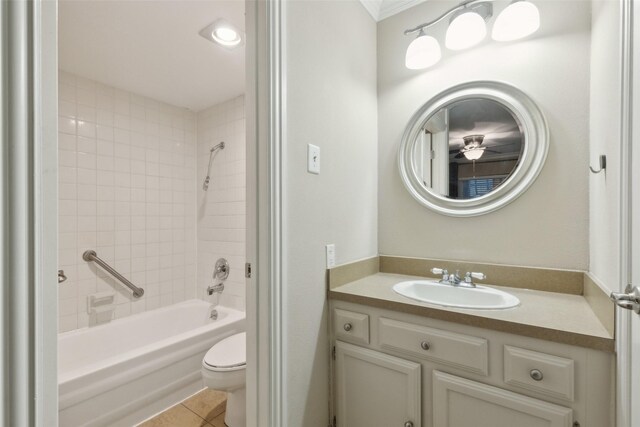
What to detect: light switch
<box><xmin>326</xmin><ymin>244</ymin><xmax>336</xmax><ymax>268</ymax></box>
<box><xmin>308</xmin><ymin>144</ymin><xmax>320</xmax><ymax>174</ymax></box>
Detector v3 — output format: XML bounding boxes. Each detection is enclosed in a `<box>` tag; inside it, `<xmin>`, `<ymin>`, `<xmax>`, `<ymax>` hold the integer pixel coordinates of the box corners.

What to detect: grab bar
<box><xmin>82</xmin><ymin>250</ymin><xmax>144</xmax><ymax>298</ymax></box>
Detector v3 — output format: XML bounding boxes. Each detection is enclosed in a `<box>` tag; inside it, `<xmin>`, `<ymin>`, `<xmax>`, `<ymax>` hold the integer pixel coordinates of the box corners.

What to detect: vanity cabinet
<box><xmin>330</xmin><ymin>303</ymin><xmax>613</xmax><ymax>427</ymax></box>
<box><xmin>334</xmin><ymin>341</ymin><xmax>421</xmax><ymax>427</ymax></box>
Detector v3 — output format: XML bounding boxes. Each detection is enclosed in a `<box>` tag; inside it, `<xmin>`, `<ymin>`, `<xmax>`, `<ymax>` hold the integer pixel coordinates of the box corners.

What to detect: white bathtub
<box><xmin>58</xmin><ymin>300</ymin><xmax>245</xmax><ymax>427</ymax></box>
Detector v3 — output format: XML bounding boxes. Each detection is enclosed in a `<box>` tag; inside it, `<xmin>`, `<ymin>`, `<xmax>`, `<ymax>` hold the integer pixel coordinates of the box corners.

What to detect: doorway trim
<box><xmin>246</xmin><ymin>0</ymin><xmax>286</xmax><ymax>425</ymax></box>
<box><xmin>1</xmin><ymin>0</ymin><xmax>59</xmax><ymax>425</ymax></box>
<box><xmin>616</xmin><ymin>0</ymin><xmax>634</xmax><ymax>426</ymax></box>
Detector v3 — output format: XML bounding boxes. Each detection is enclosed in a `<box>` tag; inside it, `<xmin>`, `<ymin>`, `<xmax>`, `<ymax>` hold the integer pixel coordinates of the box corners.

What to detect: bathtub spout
<box><xmin>207</xmin><ymin>283</ymin><xmax>224</xmax><ymax>296</ymax></box>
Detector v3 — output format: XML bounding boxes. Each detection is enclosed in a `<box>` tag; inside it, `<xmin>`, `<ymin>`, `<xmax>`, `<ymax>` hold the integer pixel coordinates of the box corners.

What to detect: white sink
<box><xmin>392</xmin><ymin>280</ymin><xmax>520</xmax><ymax>310</ymax></box>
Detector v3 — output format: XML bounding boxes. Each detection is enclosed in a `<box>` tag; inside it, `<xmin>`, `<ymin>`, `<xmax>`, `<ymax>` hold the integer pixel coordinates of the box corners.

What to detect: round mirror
<box><xmin>398</xmin><ymin>81</ymin><xmax>548</xmax><ymax>217</ymax></box>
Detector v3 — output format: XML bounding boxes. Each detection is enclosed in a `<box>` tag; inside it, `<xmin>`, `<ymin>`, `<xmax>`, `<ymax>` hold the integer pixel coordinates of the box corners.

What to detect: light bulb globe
<box><xmin>405</xmin><ymin>34</ymin><xmax>442</xmax><ymax>69</ymax></box>
<box><xmin>463</xmin><ymin>148</ymin><xmax>485</xmax><ymax>160</ymax></box>
<box><xmin>492</xmin><ymin>1</ymin><xmax>540</xmax><ymax>42</ymax></box>
<box><xmin>445</xmin><ymin>11</ymin><xmax>487</xmax><ymax>51</ymax></box>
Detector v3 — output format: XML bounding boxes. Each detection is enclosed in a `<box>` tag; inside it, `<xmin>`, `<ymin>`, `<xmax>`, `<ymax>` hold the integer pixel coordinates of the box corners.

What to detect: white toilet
<box><xmin>202</xmin><ymin>332</ymin><xmax>246</xmax><ymax>427</ymax></box>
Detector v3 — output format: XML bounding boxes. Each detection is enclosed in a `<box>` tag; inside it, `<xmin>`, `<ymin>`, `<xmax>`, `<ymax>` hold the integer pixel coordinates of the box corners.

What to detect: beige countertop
<box><xmin>329</xmin><ymin>273</ymin><xmax>615</xmax><ymax>352</ymax></box>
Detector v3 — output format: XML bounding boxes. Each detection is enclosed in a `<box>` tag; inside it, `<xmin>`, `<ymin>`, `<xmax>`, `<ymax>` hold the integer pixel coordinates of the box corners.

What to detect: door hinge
<box><xmin>332</xmin><ymin>346</ymin><xmax>336</xmax><ymax>360</ymax></box>
<box><xmin>245</xmin><ymin>262</ymin><xmax>252</xmax><ymax>278</ymax></box>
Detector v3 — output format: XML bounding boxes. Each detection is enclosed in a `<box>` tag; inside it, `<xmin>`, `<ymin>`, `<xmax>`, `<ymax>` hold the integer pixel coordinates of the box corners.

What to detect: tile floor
<box><xmin>138</xmin><ymin>389</ymin><xmax>227</xmax><ymax>427</ymax></box>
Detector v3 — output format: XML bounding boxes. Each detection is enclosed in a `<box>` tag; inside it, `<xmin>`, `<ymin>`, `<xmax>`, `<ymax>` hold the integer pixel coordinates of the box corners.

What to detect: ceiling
<box><xmin>59</xmin><ymin>0</ymin><xmax>245</xmax><ymax>112</ymax></box>
<box><xmin>359</xmin><ymin>0</ymin><xmax>428</xmax><ymax>21</ymax></box>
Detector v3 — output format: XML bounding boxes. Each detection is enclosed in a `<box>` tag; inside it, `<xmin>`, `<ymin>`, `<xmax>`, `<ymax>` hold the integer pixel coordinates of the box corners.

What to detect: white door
<box><xmin>630</xmin><ymin>2</ymin><xmax>640</xmax><ymax>423</ymax></box>
<box><xmin>616</xmin><ymin>2</ymin><xmax>640</xmax><ymax>426</ymax></box>
<box><xmin>334</xmin><ymin>341</ymin><xmax>421</xmax><ymax>427</ymax></box>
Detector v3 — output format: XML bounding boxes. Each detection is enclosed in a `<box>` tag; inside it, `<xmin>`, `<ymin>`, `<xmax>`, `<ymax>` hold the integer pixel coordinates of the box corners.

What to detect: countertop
<box><xmin>329</xmin><ymin>273</ymin><xmax>615</xmax><ymax>352</ymax></box>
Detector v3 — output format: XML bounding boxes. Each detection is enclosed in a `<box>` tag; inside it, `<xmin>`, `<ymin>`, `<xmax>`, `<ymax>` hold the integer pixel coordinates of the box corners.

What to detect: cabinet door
<box><xmin>335</xmin><ymin>341</ymin><xmax>421</xmax><ymax>427</ymax></box>
<box><xmin>433</xmin><ymin>371</ymin><xmax>573</xmax><ymax>427</ymax></box>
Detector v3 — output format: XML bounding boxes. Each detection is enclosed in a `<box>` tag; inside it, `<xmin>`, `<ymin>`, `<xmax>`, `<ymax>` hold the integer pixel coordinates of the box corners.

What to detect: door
<box><xmin>630</xmin><ymin>1</ymin><xmax>640</xmax><ymax>423</ymax></box>
<box><xmin>432</xmin><ymin>371</ymin><xmax>573</xmax><ymax>427</ymax></box>
<box><xmin>334</xmin><ymin>341</ymin><xmax>421</xmax><ymax>427</ymax></box>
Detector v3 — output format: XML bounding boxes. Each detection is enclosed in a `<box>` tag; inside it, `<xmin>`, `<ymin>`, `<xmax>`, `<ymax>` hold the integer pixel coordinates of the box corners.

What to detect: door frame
<box><xmin>1</xmin><ymin>0</ymin><xmax>59</xmax><ymax>425</ymax></box>
<box><xmin>246</xmin><ymin>0</ymin><xmax>286</xmax><ymax>425</ymax></box>
<box><xmin>617</xmin><ymin>0</ymin><xmax>634</xmax><ymax>426</ymax></box>
<box><xmin>16</xmin><ymin>0</ymin><xmax>287</xmax><ymax>425</ymax></box>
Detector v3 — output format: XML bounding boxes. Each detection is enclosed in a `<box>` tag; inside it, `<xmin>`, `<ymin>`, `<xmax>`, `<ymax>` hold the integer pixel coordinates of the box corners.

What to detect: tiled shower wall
<box><xmin>57</xmin><ymin>71</ymin><xmax>198</xmax><ymax>332</ymax></box>
<box><xmin>196</xmin><ymin>96</ymin><xmax>246</xmax><ymax>311</ymax></box>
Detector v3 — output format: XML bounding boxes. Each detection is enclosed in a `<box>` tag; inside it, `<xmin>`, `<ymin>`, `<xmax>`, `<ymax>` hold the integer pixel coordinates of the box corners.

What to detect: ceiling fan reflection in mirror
<box><xmin>451</xmin><ymin>134</ymin><xmax>501</xmax><ymax>160</ymax></box>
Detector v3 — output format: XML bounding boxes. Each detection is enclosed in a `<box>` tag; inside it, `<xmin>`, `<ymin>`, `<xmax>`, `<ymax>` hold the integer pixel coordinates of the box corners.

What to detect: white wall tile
<box><xmin>196</xmin><ymin>96</ymin><xmax>246</xmax><ymax>311</ymax></box>
<box><xmin>58</xmin><ymin>73</ymin><xmax>244</xmax><ymax>330</ymax></box>
<box><xmin>57</xmin><ymin>73</ymin><xmax>198</xmax><ymax>331</ymax></box>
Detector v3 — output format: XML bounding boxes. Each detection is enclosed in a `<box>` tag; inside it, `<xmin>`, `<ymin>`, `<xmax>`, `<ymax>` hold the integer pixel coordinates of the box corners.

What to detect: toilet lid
<box><xmin>204</xmin><ymin>332</ymin><xmax>246</xmax><ymax>370</ymax></box>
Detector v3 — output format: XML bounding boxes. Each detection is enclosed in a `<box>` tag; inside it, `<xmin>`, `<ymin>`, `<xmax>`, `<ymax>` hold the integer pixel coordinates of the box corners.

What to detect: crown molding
<box><xmin>359</xmin><ymin>0</ymin><xmax>428</xmax><ymax>22</ymax></box>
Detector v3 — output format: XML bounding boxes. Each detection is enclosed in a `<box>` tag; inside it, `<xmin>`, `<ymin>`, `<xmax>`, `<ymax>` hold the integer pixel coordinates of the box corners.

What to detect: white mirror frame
<box><xmin>398</xmin><ymin>80</ymin><xmax>549</xmax><ymax>217</ymax></box>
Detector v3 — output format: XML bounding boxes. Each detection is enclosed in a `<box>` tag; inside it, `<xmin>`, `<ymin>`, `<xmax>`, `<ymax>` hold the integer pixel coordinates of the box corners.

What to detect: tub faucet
<box><xmin>207</xmin><ymin>283</ymin><xmax>224</xmax><ymax>295</ymax></box>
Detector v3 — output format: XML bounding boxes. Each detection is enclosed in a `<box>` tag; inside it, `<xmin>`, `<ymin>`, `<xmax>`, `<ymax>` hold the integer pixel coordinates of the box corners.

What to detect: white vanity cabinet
<box><xmin>330</xmin><ymin>302</ymin><xmax>614</xmax><ymax>427</ymax></box>
<box><xmin>334</xmin><ymin>341</ymin><xmax>421</xmax><ymax>427</ymax></box>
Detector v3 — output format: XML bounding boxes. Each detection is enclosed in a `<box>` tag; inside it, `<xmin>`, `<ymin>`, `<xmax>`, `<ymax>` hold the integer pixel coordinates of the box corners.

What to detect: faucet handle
<box><xmin>467</xmin><ymin>272</ymin><xmax>486</xmax><ymax>281</ymax></box>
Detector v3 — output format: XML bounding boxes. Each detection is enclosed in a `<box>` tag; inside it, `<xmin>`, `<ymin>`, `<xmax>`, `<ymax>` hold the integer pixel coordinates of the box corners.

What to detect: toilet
<box><xmin>201</xmin><ymin>332</ymin><xmax>246</xmax><ymax>427</ymax></box>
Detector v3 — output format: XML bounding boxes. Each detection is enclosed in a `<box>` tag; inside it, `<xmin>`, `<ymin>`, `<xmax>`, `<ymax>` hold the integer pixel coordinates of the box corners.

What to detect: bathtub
<box><xmin>58</xmin><ymin>300</ymin><xmax>245</xmax><ymax>427</ymax></box>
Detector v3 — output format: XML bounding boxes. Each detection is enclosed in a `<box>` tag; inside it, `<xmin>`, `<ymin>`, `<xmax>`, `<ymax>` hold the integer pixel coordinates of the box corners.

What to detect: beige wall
<box><xmin>284</xmin><ymin>1</ymin><xmax>378</xmax><ymax>425</ymax></box>
<box><xmin>589</xmin><ymin>0</ymin><xmax>622</xmax><ymax>292</ymax></box>
<box><xmin>377</xmin><ymin>0</ymin><xmax>592</xmax><ymax>269</ymax></box>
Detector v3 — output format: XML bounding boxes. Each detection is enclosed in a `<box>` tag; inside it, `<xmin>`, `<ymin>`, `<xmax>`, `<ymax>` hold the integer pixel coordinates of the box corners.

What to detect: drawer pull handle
<box><xmin>343</xmin><ymin>323</ymin><xmax>353</xmax><ymax>332</ymax></box>
<box><xmin>530</xmin><ymin>369</ymin><xmax>544</xmax><ymax>381</ymax></box>
<box><xmin>420</xmin><ymin>341</ymin><xmax>430</xmax><ymax>350</ymax></box>
<box><xmin>404</xmin><ymin>422</ymin><xmax>414</xmax><ymax>427</ymax></box>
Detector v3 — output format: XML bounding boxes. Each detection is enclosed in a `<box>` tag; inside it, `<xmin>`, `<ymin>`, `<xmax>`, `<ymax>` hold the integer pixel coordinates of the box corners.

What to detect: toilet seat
<box><xmin>203</xmin><ymin>332</ymin><xmax>246</xmax><ymax>372</ymax></box>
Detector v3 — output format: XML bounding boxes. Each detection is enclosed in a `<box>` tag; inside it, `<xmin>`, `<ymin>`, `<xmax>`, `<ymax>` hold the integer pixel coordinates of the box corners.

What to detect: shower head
<box><xmin>203</xmin><ymin>141</ymin><xmax>225</xmax><ymax>191</ymax></box>
<box><xmin>210</xmin><ymin>141</ymin><xmax>225</xmax><ymax>152</ymax></box>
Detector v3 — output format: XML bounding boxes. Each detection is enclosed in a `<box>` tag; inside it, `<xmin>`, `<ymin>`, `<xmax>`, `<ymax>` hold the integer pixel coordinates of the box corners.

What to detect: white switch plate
<box><xmin>307</xmin><ymin>144</ymin><xmax>320</xmax><ymax>174</ymax></box>
<box><xmin>326</xmin><ymin>244</ymin><xmax>336</xmax><ymax>268</ymax></box>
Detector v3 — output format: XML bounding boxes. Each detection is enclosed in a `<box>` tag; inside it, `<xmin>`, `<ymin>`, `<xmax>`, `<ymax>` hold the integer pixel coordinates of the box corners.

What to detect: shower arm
<box><xmin>203</xmin><ymin>141</ymin><xmax>225</xmax><ymax>190</ymax></box>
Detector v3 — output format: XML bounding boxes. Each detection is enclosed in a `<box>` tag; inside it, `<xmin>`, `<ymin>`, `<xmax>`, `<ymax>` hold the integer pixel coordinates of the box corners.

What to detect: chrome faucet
<box><xmin>431</xmin><ymin>267</ymin><xmax>486</xmax><ymax>288</ymax></box>
<box><xmin>207</xmin><ymin>282</ymin><xmax>224</xmax><ymax>295</ymax></box>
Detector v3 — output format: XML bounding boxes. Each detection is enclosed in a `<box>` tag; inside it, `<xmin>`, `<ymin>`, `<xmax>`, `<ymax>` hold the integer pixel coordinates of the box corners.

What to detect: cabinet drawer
<box><xmin>333</xmin><ymin>308</ymin><xmax>369</xmax><ymax>345</ymax></box>
<box><xmin>378</xmin><ymin>317</ymin><xmax>488</xmax><ymax>375</ymax></box>
<box><xmin>504</xmin><ymin>345</ymin><xmax>575</xmax><ymax>401</ymax></box>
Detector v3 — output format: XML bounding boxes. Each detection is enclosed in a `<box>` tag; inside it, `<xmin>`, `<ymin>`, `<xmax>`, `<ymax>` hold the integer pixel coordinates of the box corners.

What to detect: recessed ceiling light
<box><xmin>200</xmin><ymin>19</ymin><xmax>244</xmax><ymax>49</ymax></box>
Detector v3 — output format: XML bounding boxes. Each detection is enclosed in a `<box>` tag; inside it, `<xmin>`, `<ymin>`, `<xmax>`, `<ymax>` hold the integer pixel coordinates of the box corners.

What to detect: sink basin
<box><xmin>392</xmin><ymin>280</ymin><xmax>520</xmax><ymax>310</ymax></box>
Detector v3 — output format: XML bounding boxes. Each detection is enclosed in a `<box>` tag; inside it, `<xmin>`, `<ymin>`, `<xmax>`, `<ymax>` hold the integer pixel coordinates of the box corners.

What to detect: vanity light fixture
<box><xmin>199</xmin><ymin>19</ymin><xmax>244</xmax><ymax>49</ymax></box>
<box><xmin>491</xmin><ymin>0</ymin><xmax>540</xmax><ymax>42</ymax></box>
<box><xmin>404</xmin><ymin>0</ymin><xmax>540</xmax><ymax>70</ymax></box>
<box><xmin>445</xmin><ymin>3</ymin><xmax>492</xmax><ymax>51</ymax></box>
<box><xmin>406</xmin><ymin>30</ymin><xmax>442</xmax><ymax>69</ymax></box>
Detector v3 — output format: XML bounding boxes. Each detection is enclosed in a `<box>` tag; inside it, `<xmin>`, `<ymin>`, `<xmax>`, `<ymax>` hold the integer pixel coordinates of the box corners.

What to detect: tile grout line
<box><xmin>180</xmin><ymin>402</ymin><xmax>224</xmax><ymax>427</ymax></box>
<box><xmin>179</xmin><ymin>403</ymin><xmax>212</xmax><ymax>426</ymax></box>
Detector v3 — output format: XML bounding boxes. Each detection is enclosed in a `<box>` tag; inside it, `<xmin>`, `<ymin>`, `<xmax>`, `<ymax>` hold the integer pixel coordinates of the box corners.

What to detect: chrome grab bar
<box><xmin>82</xmin><ymin>250</ymin><xmax>144</xmax><ymax>298</ymax></box>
